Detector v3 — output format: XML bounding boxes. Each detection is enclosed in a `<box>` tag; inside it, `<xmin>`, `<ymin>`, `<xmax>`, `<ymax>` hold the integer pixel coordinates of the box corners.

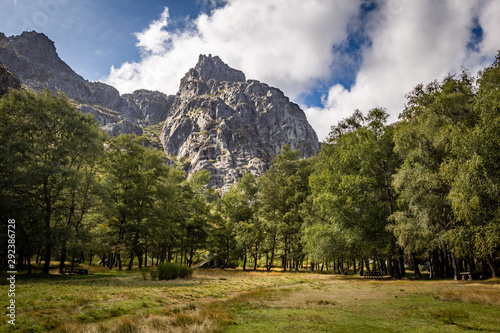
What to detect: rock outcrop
<box><xmin>161</xmin><ymin>55</ymin><xmax>319</xmax><ymax>191</ymax></box>
<box><xmin>122</xmin><ymin>90</ymin><xmax>176</xmax><ymax>125</ymax></box>
<box><xmin>0</xmin><ymin>61</ymin><xmax>21</xmax><ymax>97</ymax></box>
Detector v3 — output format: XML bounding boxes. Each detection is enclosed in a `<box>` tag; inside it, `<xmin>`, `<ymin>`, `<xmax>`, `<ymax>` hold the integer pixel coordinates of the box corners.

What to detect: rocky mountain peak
<box><xmin>0</xmin><ymin>31</ymin><xmax>79</xmax><ymax>81</ymax></box>
<box><xmin>161</xmin><ymin>54</ymin><xmax>319</xmax><ymax>191</ymax></box>
<box><xmin>183</xmin><ymin>54</ymin><xmax>246</xmax><ymax>84</ymax></box>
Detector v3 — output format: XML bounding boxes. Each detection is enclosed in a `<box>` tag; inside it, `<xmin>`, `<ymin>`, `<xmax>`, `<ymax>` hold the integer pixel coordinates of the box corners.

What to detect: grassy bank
<box><xmin>1</xmin><ymin>267</ymin><xmax>499</xmax><ymax>332</ymax></box>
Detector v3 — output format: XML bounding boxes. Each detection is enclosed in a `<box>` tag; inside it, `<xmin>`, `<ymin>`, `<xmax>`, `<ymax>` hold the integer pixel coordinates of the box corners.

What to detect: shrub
<box><xmin>140</xmin><ymin>267</ymin><xmax>149</xmax><ymax>280</ymax></box>
<box><xmin>158</xmin><ymin>263</ymin><xmax>180</xmax><ymax>280</ymax></box>
<box><xmin>157</xmin><ymin>263</ymin><xmax>192</xmax><ymax>280</ymax></box>
<box><xmin>179</xmin><ymin>265</ymin><xmax>194</xmax><ymax>279</ymax></box>
<box><xmin>149</xmin><ymin>269</ymin><xmax>158</xmax><ymax>281</ymax></box>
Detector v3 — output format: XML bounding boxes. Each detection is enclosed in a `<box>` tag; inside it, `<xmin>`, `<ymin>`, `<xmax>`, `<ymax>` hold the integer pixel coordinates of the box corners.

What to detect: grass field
<box><xmin>1</xmin><ymin>265</ymin><xmax>500</xmax><ymax>332</ymax></box>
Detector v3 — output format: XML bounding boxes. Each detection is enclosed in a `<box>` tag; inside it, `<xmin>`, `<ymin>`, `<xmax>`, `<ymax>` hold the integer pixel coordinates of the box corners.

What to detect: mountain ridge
<box><xmin>0</xmin><ymin>31</ymin><xmax>320</xmax><ymax>190</ymax></box>
<box><xmin>0</xmin><ymin>31</ymin><xmax>174</xmax><ymax>136</ymax></box>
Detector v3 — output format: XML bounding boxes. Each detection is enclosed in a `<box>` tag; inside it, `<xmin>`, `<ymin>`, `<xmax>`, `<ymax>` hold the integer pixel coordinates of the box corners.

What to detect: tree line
<box><xmin>1</xmin><ymin>54</ymin><xmax>499</xmax><ymax>279</ymax></box>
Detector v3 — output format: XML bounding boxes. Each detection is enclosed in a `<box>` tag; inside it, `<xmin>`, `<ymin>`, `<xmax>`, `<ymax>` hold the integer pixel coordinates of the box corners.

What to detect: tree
<box><xmin>306</xmin><ymin>108</ymin><xmax>401</xmax><ymax>276</ymax></box>
<box><xmin>389</xmin><ymin>72</ymin><xmax>476</xmax><ymax>279</ymax></box>
<box><xmin>180</xmin><ymin>170</ymin><xmax>212</xmax><ymax>267</ymax></box>
<box><xmin>233</xmin><ymin>173</ymin><xmax>261</xmax><ymax>270</ymax></box>
<box><xmin>100</xmin><ymin>135</ymin><xmax>169</xmax><ymax>269</ymax></box>
<box><xmin>0</xmin><ymin>89</ymin><xmax>104</xmax><ymax>273</ymax></box>
<box><xmin>258</xmin><ymin>145</ymin><xmax>312</xmax><ymax>271</ymax></box>
<box><xmin>149</xmin><ymin>166</ymin><xmax>187</xmax><ymax>265</ymax></box>
<box><xmin>444</xmin><ymin>56</ymin><xmax>500</xmax><ymax>277</ymax></box>
<box><xmin>213</xmin><ymin>173</ymin><xmax>260</xmax><ymax>269</ymax></box>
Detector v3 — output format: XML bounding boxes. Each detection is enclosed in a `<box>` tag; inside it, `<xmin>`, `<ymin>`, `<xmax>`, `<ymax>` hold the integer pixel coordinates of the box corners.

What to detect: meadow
<box><xmin>1</xmin><ymin>265</ymin><xmax>500</xmax><ymax>332</ymax></box>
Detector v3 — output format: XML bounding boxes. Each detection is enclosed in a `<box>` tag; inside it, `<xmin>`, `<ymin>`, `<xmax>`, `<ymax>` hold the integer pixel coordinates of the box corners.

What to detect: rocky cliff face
<box><xmin>0</xmin><ymin>32</ymin><xmax>172</xmax><ymax>135</ymax></box>
<box><xmin>161</xmin><ymin>55</ymin><xmax>319</xmax><ymax>191</ymax></box>
<box><xmin>0</xmin><ymin>61</ymin><xmax>21</xmax><ymax>97</ymax></box>
<box><xmin>122</xmin><ymin>90</ymin><xmax>176</xmax><ymax>126</ymax></box>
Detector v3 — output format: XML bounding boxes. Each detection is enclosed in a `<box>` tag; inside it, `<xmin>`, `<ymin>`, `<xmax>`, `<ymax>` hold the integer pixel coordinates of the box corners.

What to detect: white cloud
<box><xmin>104</xmin><ymin>0</ymin><xmax>361</xmax><ymax>98</ymax></box>
<box><xmin>306</xmin><ymin>0</ymin><xmax>500</xmax><ymax>140</ymax></box>
<box><xmin>478</xmin><ymin>0</ymin><xmax>500</xmax><ymax>57</ymax></box>
<box><xmin>104</xmin><ymin>0</ymin><xmax>500</xmax><ymax>142</ymax></box>
<box><xmin>134</xmin><ymin>8</ymin><xmax>171</xmax><ymax>55</ymax></box>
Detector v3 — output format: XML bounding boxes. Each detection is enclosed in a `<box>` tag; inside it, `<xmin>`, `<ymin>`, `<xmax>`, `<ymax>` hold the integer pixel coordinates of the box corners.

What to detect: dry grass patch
<box><xmin>435</xmin><ymin>286</ymin><xmax>500</xmax><ymax>306</ymax></box>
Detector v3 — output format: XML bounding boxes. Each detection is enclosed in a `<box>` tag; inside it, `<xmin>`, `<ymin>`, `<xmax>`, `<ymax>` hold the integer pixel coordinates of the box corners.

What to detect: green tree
<box><xmin>100</xmin><ymin>135</ymin><xmax>169</xmax><ymax>269</ymax></box>
<box><xmin>0</xmin><ymin>89</ymin><xmax>104</xmax><ymax>273</ymax></box>
<box><xmin>180</xmin><ymin>170</ymin><xmax>212</xmax><ymax>267</ymax></box>
<box><xmin>445</xmin><ymin>56</ymin><xmax>500</xmax><ymax>276</ymax></box>
<box><xmin>258</xmin><ymin>145</ymin><xmax>312</xmax><ymax>271</ymax></box>
<box><xmin>306</xmin><ymin>108</ymin><xmax>401</xmax><ymax>276</ymax></box>
<box><xmin>212</xmin><ymin>173</ymin><xmax>260</xmax><ymax>270</ymax></box>
<box><xmin>150</xmin><ymin>166</ymin><xmax>187</xmax><ymax>265</ymax></box>
<box><xmin>389</xmin><ymin>73</ymin><xmax>476</xmax><ymax>278</ymax></box>
<box><xmin>233</xmin><ymin>173</ymin><xmax>261</xmax><ymax>270</ymax></box>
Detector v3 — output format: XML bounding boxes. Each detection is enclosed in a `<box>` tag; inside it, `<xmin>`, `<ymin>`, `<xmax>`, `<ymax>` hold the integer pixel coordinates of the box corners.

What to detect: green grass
<box><xmin>222</xmin><ymin>277</ymin><xmax>500</xmax><ymax>333</ymax></box>
<box><xmin>1</xmin><ymin>267</ymin><xmax>499</xmax><ymax>332</ymax></box>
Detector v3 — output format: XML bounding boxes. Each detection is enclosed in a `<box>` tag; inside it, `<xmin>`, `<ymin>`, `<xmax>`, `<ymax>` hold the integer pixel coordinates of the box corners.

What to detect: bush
<box><xmin>157</xmin><ymin>263</ymin><xmax>193</xmax><ymax>280</ymax></box>
<box><xmin>149</xmin><ymin>269</ymin><xmax>158</xmax><ymax>281</ymax></box>
<box><xmin>179</xmin><ymin>265</ymin><xmax>194</xmax><ymax>278</ymax></box>
<box><xmin>141</xmin><ymin>267</ymin><xmax>149</xmax><ymax>280</ymax></box>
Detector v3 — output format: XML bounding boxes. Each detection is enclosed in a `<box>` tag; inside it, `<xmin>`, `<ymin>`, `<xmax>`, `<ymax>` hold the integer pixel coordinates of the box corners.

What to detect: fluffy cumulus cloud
<box><xmin>306</xmin><ymin>0</ymin><xmax>500</xmax><ymax>140</ymax></box>
<box><xmin>104</xmin><ymin>0</ymin><xmax>500</xmax><ymax>141</ymax></box>
<box><xmin>104</xmin><ymin>0</ymin><xmax>361</xmax><ymax>98</ymax></box>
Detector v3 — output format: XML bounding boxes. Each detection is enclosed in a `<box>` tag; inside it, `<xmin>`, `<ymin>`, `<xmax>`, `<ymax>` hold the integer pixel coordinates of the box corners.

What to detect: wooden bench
<box><xmin>364</xmin><ymin>271</ymin><xmax>384</xmax><ymax>279</ymax></box>
<box><xmin>459</xmin><ymin>272</ymin><xmax>472</xmax><ymax>280</ymax></box>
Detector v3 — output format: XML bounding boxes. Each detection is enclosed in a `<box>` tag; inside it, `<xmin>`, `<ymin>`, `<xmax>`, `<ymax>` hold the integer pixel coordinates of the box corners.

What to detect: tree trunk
<box><xmin>412</xmin><ymin>253</ymin><xmax>421</xmax><ymax>278</ymax></box>
<box><xmin>486</xmin><ymin>252</ymin><xmax>498</xmax><ymax>278</ymax></box>
<box><xmin>243</xmin><ymin>248</ymin><xmax>247</xmax><ymax>271</ymax></box>
<box><xmin>468</xmin><ymin>256</ymin><xmax>476</xmax><ymax>272</ymax></box>
<box><xmin>283</xmin><ymin>235</ymin><xmax>288</xmax><ymax>272</ymax></box>
<box><xmin>451</xmin><ymin>251</ymin><xmax>459</xmax><ymax>280</ymax></box>
<box><xmin>138</xmin><ymin>252</ymin><xmax>143</xmax><ymax>269</ymax></box>
<box><xmin>429</xmin><ymin>255</ymin><xmax>434</xmax><ymax>279</ymax></box>
<box><xmin>42</xmin><ymin>243</ymin><xmax>52</xmax><ymax>274</ymax></box>
<box><xmin>398</xmin><ymin>252</ymin><xmax>406</xmax><ymax>277</ymax></box>
<box><xmin>128</xmin><ymin>253</ymin><xmax>134</xmax><ymax>270</ymax></box>
<box><xmin>268</xmin><ymin>235</ymin><xmax>276</xmax><ymax>271</ymax></box>
<box><xmin>59</xmin><ymin>241</ymin><xmax>67</xmax><ymax>274</ymax></box>
<box><xmin>35</xmin><ymin>248</ymin><xmax>40</xmax><ymax>265</ymax></box>
<box><xmin>253</xmin><ymin>250</ymin><xmax>258</xmax><ymax>271</ymax></box>
<box><xmin>27</xmin><ymin>256</ymin><xmax>32</xmax><ymax>274</ymax></box>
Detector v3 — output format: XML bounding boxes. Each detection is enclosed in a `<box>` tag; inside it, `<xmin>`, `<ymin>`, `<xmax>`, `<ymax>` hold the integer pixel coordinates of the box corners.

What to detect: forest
<box><xmin>1</xmin><ymin>54</ymin><xmax>499</xmax><ymax>280</ymax></box>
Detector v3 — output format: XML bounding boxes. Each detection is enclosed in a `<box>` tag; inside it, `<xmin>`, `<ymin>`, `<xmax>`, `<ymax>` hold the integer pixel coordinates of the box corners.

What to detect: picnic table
<box><xmin>62</xmin><ymin>268</ymin><xmax>89</xmax><ymax>275</ymax></box>
<box><xmin>363</xmin><ymin>271</ymin><xmax>384</xmax><ymax>279</ymax></box>
<box><xmin>459</xmin><ymin>272</ymin><xmax>472</xmax><ymax>280</ymax></box>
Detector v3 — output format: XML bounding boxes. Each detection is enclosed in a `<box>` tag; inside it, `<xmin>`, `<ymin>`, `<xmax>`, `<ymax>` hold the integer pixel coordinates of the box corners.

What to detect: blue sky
<box><xmin>1</xmin><ymin>0</ymin><xmax>499</xmax><ymax>140</ymax></box>
<box><xmin>1</xmin><ymin>1</ymin><xmax>220</xmax><ymax>80</ymax></box>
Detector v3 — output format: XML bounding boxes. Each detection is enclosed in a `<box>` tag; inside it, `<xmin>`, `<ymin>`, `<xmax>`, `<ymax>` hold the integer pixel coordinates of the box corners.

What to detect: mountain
<box><xmin>161</xmin><ymin>54</ymin><xmax>320</xmax><ymax>191</ymax></box>
<box><xmin>0</xmin><ymin>31</ymin><xmax>174</xmax><ymax>135</ymax></box>
<box><xmin>0</xmin><ymin>31</ymin><xmax>320</xmax><ymax>191</ymax></box>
